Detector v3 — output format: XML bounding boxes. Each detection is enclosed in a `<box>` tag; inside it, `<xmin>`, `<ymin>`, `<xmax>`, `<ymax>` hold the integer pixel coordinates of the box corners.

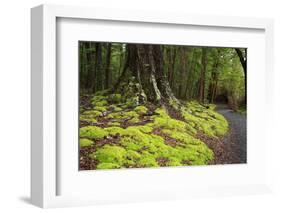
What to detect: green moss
<box><xmin>134</xmin><ymin>125</ymin><xmax>153</xmax><ymax>133</ymax></box>
<box><xmin>166</xmin><ymin>157</ymin><xmax>182</xmax><ymax>167</ymax></box>
<box><xmin>139</xmin><ymin>155</ymin><xmax>159</xmax><ymax>167</ymax></box>
<box><xmin>79</xmin><ymin>97</ymin><xmax>224</xmax><ymax>170</ymax></box>
<box><xmin>93</xmin><ymin>106</ymin><xmax>107</xmax><ymax>112</ymax></box>
<box><xmin>110</xmin><ymin>105</ymin><xmax>123</xmax><ymax>112</ymax></box>
<box><xmin>90</xmin><ymin>145</ymin><xmax>126</xmax><ymax>166</ymax></box>
<box><xmin>107</xmin><ymin>122</ymin><xmax>121</xmax><ymax>127</ymax></box>
<box><xmin>91</xmin><ymin>95</ymin><xmax>108</xmax><ymax>107</ymax></box>
<box><xmin>128</xmin><ymin>117</ymin><xmax>140</xmax><ymax>124</ymax></box>
<box><xmin>124</xmin><ymin>97</ymin><xmax>139</xmax><ymax>108</ymax></box>
<box><xmin>80</xmin><ymin>138</ymin><xmax>93</xmax><ymax>147</ymax></box>
<box><xmin>96</xmin><ymin>163</ymin><xmax>121</xmax><ymax>169</ymax></box>
<box><xmin>109</xmin><ymin>94</ymin><xmax>122</xmax><ymax>104</ymax></box>
<box><xmin>82</xmin><ymin>110</ymin><xmax>102</xmax><ymax>117</ymax></box>
<box><xmin>149</xmin><ymin>107</ymin><xmax>197</xmax><ymax>135</ymax></box>
<box><xmin>181</xmin><ymin>101</ymin><xmax>228</xmax><ymax>137</ymax></box>
<box><xmin>80</xmin><ymin>126</ymin><xmax>108</xmax><ymax>140</ymax></box>
<box><xmin>94</xmin><ymin>90</ymin><xmax>109</xmax><ymax>96</ymax></box>
<box><xmin>106</xmin><ymin>110</ymin><xmax>139</xmax><ymax>123</ymax></box>
<box><xmin>79</xmin><ymin>115</ymin><xmax>97</xmax><ymax>123</ymax></box>
<box><xmin>134</xmin><ymin>105</ymin><xmax>148</xmax><ymax>114</ymax></box>
<box><xmin>94</xmin><ymin>100</ymin><xmax>108</xmax><ymax>107</ymax></box>
<box><xmin>104</xmin><ymin>126</ymin><xmax>125</xmax><ymax>136</ymax></box>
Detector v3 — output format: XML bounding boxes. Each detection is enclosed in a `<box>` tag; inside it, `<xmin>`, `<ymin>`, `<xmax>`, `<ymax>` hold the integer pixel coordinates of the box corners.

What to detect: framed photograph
<box><xmin>31</xmin><ymin>4</ymin><xmax>274</xmax><ymax>208</ymax></box>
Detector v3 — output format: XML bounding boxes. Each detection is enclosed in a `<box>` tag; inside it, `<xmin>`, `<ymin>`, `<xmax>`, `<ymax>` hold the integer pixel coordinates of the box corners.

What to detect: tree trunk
<box><xmin>168</xmin><ymin>47</ymin><xmax>177</xmax><ymax>89</ymax></box>
<box><xmin>178</xmin><ymin>47</ymin><xmax>188</xmax><ymax>99</ymax></box>
<box><xmin>85</xmin><ymin>42</ymin><xmax>95</xmax><ymax>93</ymax></box>
<box><xmin>199</xmin><ymin>48</ymin><xmax>207</xmax><ymax>103</ymax></box>
<box><xmin>94</xmin><ymin>43</ymin><xmax>103</xmax><ymax>92</ymax></box>
<box><xmin>208</xmin><ymin>51</ymin><xmax>220</xmax><ymax>103</ymax></box>
<box><xmin>235</xmin><ymin>48</ymin><xmax>247</xmax><ymax>105</ymax></box>
<box><xmin>104</xmin><ymin>43</ymin><xmax>112</xmax><ymax>89</ymax></box>
<box><xmin>113</xmin><ymin>44</ymin><xmax>180</xmax><ymax>109</ymax></box>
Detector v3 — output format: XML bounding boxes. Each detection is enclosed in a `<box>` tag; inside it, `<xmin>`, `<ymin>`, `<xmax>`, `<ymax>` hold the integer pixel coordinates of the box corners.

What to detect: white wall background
<box><xmin>0</xmin><ymin>0</ymin><xmax>280</xmax><ymax>212</ymax></box>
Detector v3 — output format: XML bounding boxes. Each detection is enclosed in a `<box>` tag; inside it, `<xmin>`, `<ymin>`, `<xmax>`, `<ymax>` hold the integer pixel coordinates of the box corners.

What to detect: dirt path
<box><xmin>216</xmin><ymin>104</ymin><xmax>247</xmax><ymax>163</ymax></box>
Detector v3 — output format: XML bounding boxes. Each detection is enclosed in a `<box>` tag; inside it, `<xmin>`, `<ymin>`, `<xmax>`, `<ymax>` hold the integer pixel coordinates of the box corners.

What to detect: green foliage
<box><xmin>80</xmin><ymin>138</ymin><xmax>93</xmax><ymax>147</ymax></box>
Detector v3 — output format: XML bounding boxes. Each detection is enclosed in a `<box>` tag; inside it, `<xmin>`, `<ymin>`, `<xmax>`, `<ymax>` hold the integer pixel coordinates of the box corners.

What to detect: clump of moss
<box><xmin>106</xmin><ymin>110</ymin><xmax>140</xmax><ymax>123</ymax></box>
<box><xmin>110</xmin><ymin>105</ymin><xmax>123</xmax><ymax>112</ymax></box>
<box><xmin>181</xmin><ymin>101</ymin><xmax>228</xmax><ymax>137</ymax></box>
<box><xmin>134</xmin><ymin>105</ymin><xmax>148</xmax><ymax>114</ymax></box>
<box><xmin>79</xmin><ymin>115</ymin><xmax>97</xmax><ymax>123</ymax></box>
<box><xmin>93</xmin><ymin>106</ymin><xmax>107</xmax><ymax>113</ymax></box>
<box><xmin>108</xmin><ymin>94</ymin><xmax>122</xmax><ymax>104</ymax></box>
<box><xmin>80</xmin><ymin>109</ymin><xmax>102</xmax><ymax>123</ymax></box>
<box><xmin>91</xmin><ymin>95</ymin><xmax>108</xmax><ymax>107</ymax></box>
<box><xmin>90</xmin><ymin>145</ymin><xmax>126</xmax><ymax>167</ymax></box>
<box><xmin>107</xmin><ymin>122</ymin><xmax>121</xmax><ymax>127</ymax></box>
<box><xmin>80</xmin><ymin>126</ymin><xmax>108</xmax><ymax>140</ymax></box>
<box><xmin>82</xmin><ymin>110</ymin><xmax>102</xmax><ymax>117</ymax></box>
<box><xmin>138</xmin><ymin>155</ymin><xmax>159</xmax><ymax>167</ymax></box>
<box><xmin>149</xmin><ymin>108</ymin><xmax>197</xmax><ymax>135</ymax></box>
<box><xmin>96</xmin><ymin>163</ymin><xmax>121</xmax><ymax>169</ymax></box>
<box><xmin>80</xmin><ymin>138</ymin><xmax>93</xmax><ymax>147</ymax></box>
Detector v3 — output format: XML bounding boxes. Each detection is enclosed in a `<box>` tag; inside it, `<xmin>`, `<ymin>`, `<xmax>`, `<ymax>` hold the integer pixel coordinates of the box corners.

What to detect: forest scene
<box><xmin>79</xmin><ymin>41</ymin><xmax>247</xmax><ymax>170</ymax></box>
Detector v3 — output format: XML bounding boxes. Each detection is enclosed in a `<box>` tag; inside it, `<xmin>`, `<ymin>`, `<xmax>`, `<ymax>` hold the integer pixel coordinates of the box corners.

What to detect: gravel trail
<box><xmin>216</xmin><ymin>104</ymin><xmax>247</xmax><ymax>163</ymax></box>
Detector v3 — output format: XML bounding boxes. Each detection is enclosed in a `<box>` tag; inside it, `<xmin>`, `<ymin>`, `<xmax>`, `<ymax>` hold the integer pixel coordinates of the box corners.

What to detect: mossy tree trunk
<box><xmin>113</xmin><ymin>44</ymin><xmax>181</xmax><ymax>109</ymax></box>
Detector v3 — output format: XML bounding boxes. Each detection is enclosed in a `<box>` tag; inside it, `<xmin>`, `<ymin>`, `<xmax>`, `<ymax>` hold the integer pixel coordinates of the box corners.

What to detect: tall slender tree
<box><xmin>198</xmin><ymin>48</ymin><xmax>207</xmax><ymax>103</ymax></box>
<box><xmin>104</xmin><ymin>43</ymin><xmax>112</xmax><ymax>89</ymax></box>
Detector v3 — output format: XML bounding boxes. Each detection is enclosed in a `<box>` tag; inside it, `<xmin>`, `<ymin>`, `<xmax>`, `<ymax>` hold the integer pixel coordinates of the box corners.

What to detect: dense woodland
<box><xmin>79</xmin><ymin>42</ymin><xmax>246</xmax><ymax>110</ymax></box>
<box><xmin>79</xmin><ymin>42</ymin><xmax>247</xmax><ymax>170</ymax></box>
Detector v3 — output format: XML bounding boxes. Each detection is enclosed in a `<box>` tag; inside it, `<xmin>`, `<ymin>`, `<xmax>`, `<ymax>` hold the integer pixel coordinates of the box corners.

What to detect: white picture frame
<box><xmin>31</xmin><ymin>4</ymin><xmax>274</xmax><ymax>208</ymax></box>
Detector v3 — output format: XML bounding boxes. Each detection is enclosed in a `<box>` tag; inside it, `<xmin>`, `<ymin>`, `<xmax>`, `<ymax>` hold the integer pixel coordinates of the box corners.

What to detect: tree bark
<box><xmin>85</xmin><ymin>42</ymin><xmax>95</xmax><ymax>93</ymax></box>
<box><xmin>104</xmin><ymin>43</ymin><xmax>112</xmax><ymax>89</ymax></box>
<box><xmin>199</xmin><ymin>48</ymin><xmax>207</xmax><ymax>103</ymax></box>
<box><xmin>235</xmin><ymin>48</ymin><xmax>247</xmax><ymax>105</ymax></box>
<box><xmin>167</xmin><ymin>47</ymin><xmax>177</xmax><ymax>89</ymax></box>
<box><xmin>113</xmin><ymin>44</ymin><xmax>180</xmax><ymax>109</ymax></box>
<box><xmin>94</xmin><ymin>43</ymin><xmax>103</xmax><ymax>92</ymax></box>
<box><xmin>208</xmin><ymin>50</ymin><xmax>220</xmax><ymax>103</ymax></box>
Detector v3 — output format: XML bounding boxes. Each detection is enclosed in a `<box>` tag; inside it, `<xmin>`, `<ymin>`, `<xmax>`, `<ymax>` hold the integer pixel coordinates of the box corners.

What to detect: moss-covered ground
<box><xmin>79</xmin><ymin>93</ymin><xmax>229</xmax><ymax>170</ymax></box>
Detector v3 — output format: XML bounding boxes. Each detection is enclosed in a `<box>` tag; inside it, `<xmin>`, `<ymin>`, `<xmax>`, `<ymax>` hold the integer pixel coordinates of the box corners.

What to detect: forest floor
<box><xmin>216</xmin><ymin>104</ymin><xmax>247</xmax><ymax>163</ymax></box>
<box><xmin>79</xmin><ymin>93</ymin><xmax>246</xmax><ymax>170</ymax></box>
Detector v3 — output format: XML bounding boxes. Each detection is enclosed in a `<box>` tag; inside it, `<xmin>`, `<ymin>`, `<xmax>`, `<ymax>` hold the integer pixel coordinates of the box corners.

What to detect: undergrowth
<box><xmin>79</xmin><ymin>93</ymin><xmax>229</xmax><ymax>170</ymax></box>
